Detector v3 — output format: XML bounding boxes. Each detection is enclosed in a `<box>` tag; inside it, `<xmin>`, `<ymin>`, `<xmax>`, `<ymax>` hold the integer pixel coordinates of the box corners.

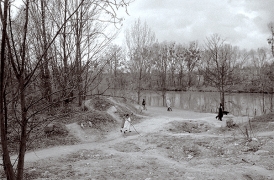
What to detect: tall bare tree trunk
<box><xmin>0</xmin><ymin>1</ymin><xmax>16</xmax><ymax>179</ymax></box>
<box><xmin>270</xmin><ymin>87</ymin><xmax>273</xmax><ymax>112</ymax></box>
<box><xmin>63</xmin><ymin>0</ymin><xmax>68</xmax><ymax>99</ymax></box>
<box><xmin>162</xmin><ymin>56</ymin><xmax>167</xmax><ymax>106</ymax></box>
<box><xmin>41</xmin><ymin>0</ymin><xmax>52</xmax><ymax>102</ymax></box>
<box><xmin>137</xmin><ymin>64</ymin><xmax>142</xmax><ymax>104</ymax></box>
<box><xmin>16</xmin><ymin>77</ymin><xmax>28</xmax><ymax>180</ymax></box>
<box><xmin>75</xmin><ymin>2</ymin><xmax>83</xmax><ymax>106</ymax></box>
<box><xmin>221</xmin><ymin>91</ymin><xmax>225</xmax><ymax>110</ymax></box>
<box><xmin>16</xmin><ymin>1</ymin><xmax>30</xmax><ymax>179</ymax></box>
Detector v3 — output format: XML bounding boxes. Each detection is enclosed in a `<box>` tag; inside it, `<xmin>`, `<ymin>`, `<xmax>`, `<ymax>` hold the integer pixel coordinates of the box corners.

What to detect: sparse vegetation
<box><xmin>1</xmin><ymin>97</ymin><xmax>274</xmax><ymax>179</ymax></box>
<box><xmin>167</xmin><ymin>120</ymin><xmax>210</xmax><ymax>133</ymax></box>
<box><xmin>91</xmin><ymin>96</ymin><xmax>114</xmax><ymax>111</ymax></box>
<box><xmin>226</xmin><ymin>118</ymin><xmax>235</xmax><ymax>128</ymax></box>
<box><xmin>77</xmin><ymin>110</ymin><xmax>117</xmax><ymax>131</ymax></box>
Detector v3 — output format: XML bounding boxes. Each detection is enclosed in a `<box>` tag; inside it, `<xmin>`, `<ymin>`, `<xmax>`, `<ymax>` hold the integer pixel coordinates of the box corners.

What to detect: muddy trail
<box><xmin>16</xmin><ymin>103</ymin><xmax>274</xmax><ymax>179</ymax></box>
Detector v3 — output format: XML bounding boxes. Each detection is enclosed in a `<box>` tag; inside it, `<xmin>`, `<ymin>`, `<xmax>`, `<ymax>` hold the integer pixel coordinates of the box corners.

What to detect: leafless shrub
<box><xmin>226</xmin><ymin>118</ymin><xmax>235</xmax><ymax>128</ymax></box>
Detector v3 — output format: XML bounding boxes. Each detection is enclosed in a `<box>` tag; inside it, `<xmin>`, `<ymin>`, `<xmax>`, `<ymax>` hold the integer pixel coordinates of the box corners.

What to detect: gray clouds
<box><xmin>117</xmin><ymin>0</ymin><xmax>273</xmax><ymax>50</ymax></box>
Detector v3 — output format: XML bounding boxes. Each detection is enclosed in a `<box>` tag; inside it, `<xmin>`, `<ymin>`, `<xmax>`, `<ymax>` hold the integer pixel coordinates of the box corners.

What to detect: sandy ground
<box><xmin>18</xmin><ymin>104</ymin><xmax>274</xmax><ymax>180</ymax></box>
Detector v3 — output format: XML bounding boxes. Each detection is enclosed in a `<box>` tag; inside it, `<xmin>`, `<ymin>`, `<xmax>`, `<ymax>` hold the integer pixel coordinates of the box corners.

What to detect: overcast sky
<box><xmin>115</xmin><ymin>0</ymin><xmax>274</xmax><ymax>50</ymax></box>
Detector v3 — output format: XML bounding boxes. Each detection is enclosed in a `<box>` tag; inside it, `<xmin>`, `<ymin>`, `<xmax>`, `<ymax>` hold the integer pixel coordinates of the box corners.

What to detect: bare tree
<box><xmin>183</xmin><ymin>41</ymin><xmax>201</xmax><ymax>89</ymax></box>
<box><xmin>174</xmin><ymin>43</ymin><xmax>185</xmax><ymax>88</ymax></box>
<box><xmin>201</xmin><ymin>34</ymin><xmax>242</xmax><ymax>110</ymax></box>
<box><xmin>245</xmin><ymin>48</ymin><xmax>272</xmax><ymax>113</ymax></box>
<box><xmin>267</xmin><ymin>22</ymin><xmax>274</xmax><ymax>57</ymax></box>
<box><xmin>266</xmin><ymin>22</ymin><xmax>274</xmax><ymax>111</ymax></box>
<box><xmin>28</xmin><ymin>0</ymin><xmax>53</xmax><ymax>103</ymax></box>
<box><xmin>0</xmin><ymin>1</ymin><xmax>17</xmax><ymax>179</ymax></box>
<box><xmin>125</xmin><ymin>18</ymin><xmax>155</xmax><ymax>104</ymax></box>
<box><xmin>151</xmin><ymin>41</ymin><xmax>185</xmax><ymax>105</ymax></box>
<box><xmin>46</xmin><ymin>0</ymin><xmax>130</xmax><ymax>105</ymax></box>
<box><xmin>0</xmin><ymin>0</ymin><xmax>131</xmax><ymax>178</ymax></box>
<box><xmin>105</xmin><ymin>44</ymin><xmax>126</xmax><ymax>90</ymax></box>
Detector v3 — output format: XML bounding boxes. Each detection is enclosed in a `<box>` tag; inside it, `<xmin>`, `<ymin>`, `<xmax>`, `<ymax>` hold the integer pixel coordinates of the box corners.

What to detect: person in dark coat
<box><xmin>142</xmin><ymin>99</ymin><xmax>147</xmax><ymax>110</ymax></box>
<box><xmin>216</xmin><ymin>103</ymin><xmax>223</xmax><ymax>121</ymax></box>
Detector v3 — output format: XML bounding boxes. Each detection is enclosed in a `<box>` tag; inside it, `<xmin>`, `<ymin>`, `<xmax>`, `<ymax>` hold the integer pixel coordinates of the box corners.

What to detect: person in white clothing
<box><xmin>120</xmin><ymin>116</ymin><xmax>126</xmax><ymax>132</ymax></box>
<box><xmin>121</xmin><ymin>114</ymin><xmax>131</xmax><ymax>133</ymax></box>
<box><xmin>166</xmin><ymin>98</ymin><xmax>172</xmax><ymax>111</ymax></box>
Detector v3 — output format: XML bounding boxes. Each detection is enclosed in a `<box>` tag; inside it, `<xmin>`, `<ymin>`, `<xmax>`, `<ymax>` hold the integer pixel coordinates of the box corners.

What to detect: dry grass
<box><xmin>2</xmin><ymin>100</ymin><xmax>274</xmax><ymax>179</ymax></box>
<box><xmin>76</xmin><ymin>110</ymin><xmax>117</xmax><ymax>131</ymax></box>
<box><xmin>2</xmin><ymin>96</ymin><xmax>140</xmax><ymax>155</ymax></box>
<box><xmin>23</xmin><ymin>148</ymin><xmax>187</xmax><ymax>180</ymax></box>
<box><xmin>91</xmin><ymin>96</ymin><xmax>114</xmax><ymax>111</ymax></box>
<box><xmin>167</xmin><ymin>120</ymin><xmax>211</xmax><ymax>133</ymax></box>
<box><xmin>13</xmin><ymin>115</ymin><xmax>274</xmax><ymax>179</ymax></box>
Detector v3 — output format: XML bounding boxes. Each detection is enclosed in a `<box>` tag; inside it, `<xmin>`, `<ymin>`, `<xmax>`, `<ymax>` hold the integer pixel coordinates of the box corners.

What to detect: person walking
<box><xmin>216</xmin><ymin>103</ymin><xmax>223</xmax><ymax>121</ymax></box>
<box><xmin>142</xmin><ymin>99</ymin><xmax>147</xmax><ymax>110</ymax></box>
<box><xmin>120</xmin><ymin>115</ymin><xmax>126</xmax><ymax>132</ymax></box>
<box><xmin>166</xmin><ymin>98</ymin><xmax>172</xmax><ymax>111</ymax></box>
<box><xmin>121</xmin><ymin>114</ymin><xmax>131</xmax><ymax>133</ymax></box>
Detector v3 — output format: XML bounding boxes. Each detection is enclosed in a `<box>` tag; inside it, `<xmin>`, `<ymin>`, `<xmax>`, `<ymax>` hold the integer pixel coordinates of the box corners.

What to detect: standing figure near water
<box><xmin>166</xmin><ymin>98</ymin><xmax>172</xmax><ymax>111</ymax></box>
<box><xmin>142</xmin><ymin>99</ymin><xmax>147</xmax><ymax>110</ymax></box>
<box><xmin>216</xmin><ymin>103</ymin><xmax>223</xmax><ymax>121</ymax></box>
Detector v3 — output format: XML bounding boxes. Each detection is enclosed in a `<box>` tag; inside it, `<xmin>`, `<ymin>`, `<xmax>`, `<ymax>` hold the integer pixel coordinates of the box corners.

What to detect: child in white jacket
<box><xmin>121</xmin><ymin>114</ymin><xmax>131</xmax><ymax>133</ymax></box>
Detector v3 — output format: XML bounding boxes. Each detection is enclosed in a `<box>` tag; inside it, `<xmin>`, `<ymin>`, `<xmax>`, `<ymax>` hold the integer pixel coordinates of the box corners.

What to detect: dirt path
<box><xmin>14</xmin><ymin>106</ymin><xmax>213</xmax><ymax>162</ymax></box>
<box><xmin>20</xmin><ymin>105</ymin><xmax>274</xmax><ymax>179</ymax></box>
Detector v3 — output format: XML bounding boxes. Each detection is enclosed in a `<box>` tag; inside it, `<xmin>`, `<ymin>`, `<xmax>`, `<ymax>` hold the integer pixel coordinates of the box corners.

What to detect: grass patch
<box><xmin>114</xmin><ymin>141</ymin><xmax>141</xmax><ymax>152</ymax></box>
<box><xmin>1</xmin><ymin>96</ymin><xmax>119</xmax><ymax>155</ymax></box>
<box><xmin>143</xmin><ymin>132</ymin><xmax>269</xmax><ymax>161</ymax></box>
<box><xmin>23</xmin><ymin>149</ymin><xmax>186</xmax><ymax>180</ymax></box>
<box><xmin>3</xmin><ymin>115</ymin><xmax>80</xmax><ymax>155</ymax></box>
<box><xmin>22</xmin><ymin>122</ymin><xmax>80</xmax><ymax>153</ymax></box>
<box><xmin>252</xmin><ymin>112</ymin><xmax>274</xmax><ymax>122</ymax></box>
<box><xmin>248</xmin><ymin>112</ymin><xmax>274</xmax><ymax>132</ymax></box>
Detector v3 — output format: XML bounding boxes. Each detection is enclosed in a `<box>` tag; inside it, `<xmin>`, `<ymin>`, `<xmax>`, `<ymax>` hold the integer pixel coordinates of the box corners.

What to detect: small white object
<box><xmin>80</xmin><ymin>123</ymin><xmax>84</xmax><ymax>128</ymax></box>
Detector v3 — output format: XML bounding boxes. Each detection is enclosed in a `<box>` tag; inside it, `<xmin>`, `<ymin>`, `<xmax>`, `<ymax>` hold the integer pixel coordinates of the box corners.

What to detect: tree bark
<box><xmin>41</xmin><ymin>0</ymin><xmax>52</xmax><ymax>102</ymax></box>
<box><xmin>0</xmin><ymin>0</ymin><xmax>16</xmax><ymax>179</ymax></box>
<box><xmin>137</xmin><ymin>62</ymin><xmax>142</xmax><ymax>104</ymax></box>
<box><xmin>16</xmin><ymin>77</ymin><xmax>28</xmax><ymax>180</ymax></box>
<box><xmin>63</xmin><ymin>0</ymin><xmax>68</xmax><ymax>99</ymax></box>
<box><xmin>16</xmin><ymin>1</ymin><xmax>30</xmax><ymax>179</ymax></box>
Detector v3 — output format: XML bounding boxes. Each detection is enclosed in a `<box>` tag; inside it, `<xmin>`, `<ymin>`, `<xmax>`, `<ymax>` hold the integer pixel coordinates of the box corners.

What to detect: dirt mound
<box><xmin>66</xmin><ymin>123</ymin><xmax>93</xmax><ymax>142</ymax></box>
<box><xmin>167</xmin><ymin>120</ymin><xmax>211</xmax><ymax>133</ymax></box>
<box><xmin>82</xmin><ymin>96</ymin><xmax>141</xmax><ymax>125</ymax></box>
<box><xmin>44</xmin><ymin>122</ymin><xmax>68</xmax><ymax>136</ymax></box>
<box><xmin>83</xmin><ymin>96</ymin><xmax>113</xmax><ymax>111</ymax></box>
<box><xmin>66</xmin><ymin>97</ymin><xmax>141</xmax><ymax>144</ymax></box>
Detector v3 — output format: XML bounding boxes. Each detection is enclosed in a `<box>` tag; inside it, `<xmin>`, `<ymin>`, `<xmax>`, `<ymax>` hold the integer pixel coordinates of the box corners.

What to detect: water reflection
<box><xmin>143</xmin><ymin>91</ymin><xmax>272</xmax><ymax>116</ymax></box>
<box><xmin>106</xmin><ymin>90</ymin><xmax>272</xmax><ymax>116</ymax></box>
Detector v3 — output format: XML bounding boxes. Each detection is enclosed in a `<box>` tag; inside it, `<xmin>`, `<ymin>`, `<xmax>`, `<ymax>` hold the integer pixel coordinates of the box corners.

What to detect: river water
<box><xmin>107</xmin><ymin>90</ymin><xmax>272</xmax><ymax>116</ymax></box>
<box><xmin>142</xmin><ymin>91</ymin><xmax>273</xmax><ymax>117</ymax></box>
